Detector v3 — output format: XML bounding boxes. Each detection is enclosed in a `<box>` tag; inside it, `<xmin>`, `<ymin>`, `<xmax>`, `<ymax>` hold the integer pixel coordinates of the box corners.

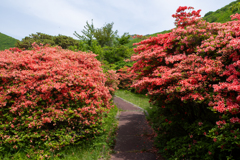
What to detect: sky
<box><xmin>0</xmin><ymin>0</ymin><xmax>237</xmax><ymax>40</ymax></box>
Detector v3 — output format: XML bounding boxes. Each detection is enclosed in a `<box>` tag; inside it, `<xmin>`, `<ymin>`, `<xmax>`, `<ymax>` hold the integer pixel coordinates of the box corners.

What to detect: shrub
<box><xmin>131</xmin><ymin>6</ymin><xmax>240</xmax><ymax>159</ymax></box>
<box><xmin>114</xmin><ymin>60</ymin><xmax>135</xmax><ymax>70</ymax></box>
<box><xmin>117</xmin><ymin>66</ymin><xmax>137</xmax><ymax>90</ymax></box>
<box><xmin>103</xmin><ymin>45</ymin><xmax>133</xmax><ymax>64</ymax></box>
<box><xmin>104</xmin><ymin>70</ymin><xmax>120</xmax><ymax>96</ymax></box>
<box><xmin>0</xmin><ymin>43</ymin><xmax>114</xmax><ymax>158</ymax></box>
<box><xmin>15</xmin><ymin>33</ymin><xmax>79</xmax><ymax>50</ymax></box>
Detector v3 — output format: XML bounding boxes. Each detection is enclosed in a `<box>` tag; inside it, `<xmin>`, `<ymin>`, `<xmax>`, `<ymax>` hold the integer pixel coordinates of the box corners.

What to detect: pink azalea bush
<box><xmin>104</xmin><ymin>70</ymin><xmax>120</xmax><ymax>96</ymax></box>
<box><xmin>117</xmin><ymin>66</ymin><xmax>138</xmax><ymax>90</ymax></box>
<box><xmin>131</xmin><ymin>34</ymin><xmax>148</xmax><ymax>40</ymax></box>
<box><xmin>0</xmin><ymin>43</ymin><xmax>115</xmax><ymax>157</ymax></box>
<box><xmin>130</xmin><ymin>6</ymin><xmax>240</xmax><ymax>159</ymax></box>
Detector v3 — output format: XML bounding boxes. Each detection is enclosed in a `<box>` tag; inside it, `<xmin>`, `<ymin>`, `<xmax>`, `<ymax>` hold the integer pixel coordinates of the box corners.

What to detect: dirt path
<box><xmin>111</xmin><ymin>96</ymin><xmax>162</xmax><ymax>160</ymax></box>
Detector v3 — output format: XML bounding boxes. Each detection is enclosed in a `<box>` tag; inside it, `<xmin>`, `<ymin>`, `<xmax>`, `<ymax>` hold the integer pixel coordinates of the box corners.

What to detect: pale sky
<box><xmin>0</xmin><ymin>0</ymin><xmax>236</xmax><ymax>40</ymax></box>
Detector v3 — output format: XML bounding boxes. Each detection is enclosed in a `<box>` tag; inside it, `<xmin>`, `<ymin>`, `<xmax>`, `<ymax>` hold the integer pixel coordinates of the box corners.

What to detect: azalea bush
<box><xmin>104</xmin><ymin>70</ymin><xmax>119</xmax><ymax>96</ymax></box>
<box><xmin>117</xmin><ymin>66</ymin><xmax>137</xmax><ymax>90</ymax></box>
<box><xmin>131</xmin><ymin>34</ymin><xmax>148</xmax><ymax>40</ymax></box>
<box><xmin>131</xmin><ymin>6</ymin><xmax>240</xmax><ymax>159</ymax></box>
<box><xmin>0</xmin><ymin>43</ymin><xmax>115</xmax><ymax>158</ymax></box>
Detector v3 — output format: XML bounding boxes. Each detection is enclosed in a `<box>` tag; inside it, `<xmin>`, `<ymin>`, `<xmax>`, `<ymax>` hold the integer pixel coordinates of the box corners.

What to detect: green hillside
<box><xmin>125</xmin><ymin>30</ymin><xmax>171</xmax><ymax>49</ymax></box>
<box><xmin>203</xmin><ymin>0</ymin><xmax>240</xmax><ymax>23</ymax></box>
<box><xmin>0</xmin><ymin>32</ymin><xmax>18</xmax><ymax>50</ymax></box>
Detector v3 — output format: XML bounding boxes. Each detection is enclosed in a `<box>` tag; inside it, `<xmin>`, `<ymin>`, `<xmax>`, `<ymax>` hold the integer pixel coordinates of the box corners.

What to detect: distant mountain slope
<box><xmin>203</xmin><ymin>0</ymin><xmax>240</xmax><ymax>23</ymax></box>
<box><xmin>0</xmin><ymin>32</ymin><xmax>17</xmax><ymax>50</ymax></box>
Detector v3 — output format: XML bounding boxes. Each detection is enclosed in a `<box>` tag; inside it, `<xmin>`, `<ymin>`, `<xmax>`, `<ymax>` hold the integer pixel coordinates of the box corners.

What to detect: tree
<box><xmin>74</xmin><ymin>20</ymin><xmax>119</xmax><ymax>48</ymax></box>
<box><xmin>93</xmin><ymin>22</ymin><xmax>118</xmax><ymax>47</ymax></box>
<box><xmin>73</xmin><ymin>20</ymin><xmax>95</xmax><ymax>47</ymax></box>
<box><xmin>53</xmin><ymin>34</ymin><xmax>79</xmax><ymax>49</ymax></box>
<box><xmin>103</xmin><ymin>45</ymin><xmax>133</xmax><ymax>64</ymax></box>
<box><xmin>116</xmin><ymin>32</ymin><xmax>131</xmax><ymax>45</ymax></box>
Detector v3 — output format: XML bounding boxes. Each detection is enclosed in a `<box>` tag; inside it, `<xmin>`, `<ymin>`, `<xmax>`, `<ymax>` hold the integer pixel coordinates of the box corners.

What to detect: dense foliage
<box><xmin>130</xmin><ymin>6</ymin><xmax>240</xmax><ymax>159</ymax></box>
<box><xmin>74</xmin><ymin>20</ymin><xmax>118</xmax><ymax>48</ymax></box>
<box><xmin>103</xmin><ymin>45</ymin><xmax>133</xmax><ymax>64</ymax></box>
<box><xmin>0</xmin><ymin>44</ymin><xmax>118</xmax><ymax>158</ymax></box>
<box><xmin>71</xmin><ymin>21</ymin><xmax>134</xmax><ymax>71</ymax></box>
<box><xmin>15</xmin><ymin>32</ymin><xmax>79</xmax><ymax>50</ymax></box>
<box><xmin>0</xmin><ymin>32</ymin><xmax>17</xmax><ymax>50</ymax></box>
<box><xmin>93</xmin><ymin>22</ymin><xmax>118</xmax><ymax>47</ymax></box>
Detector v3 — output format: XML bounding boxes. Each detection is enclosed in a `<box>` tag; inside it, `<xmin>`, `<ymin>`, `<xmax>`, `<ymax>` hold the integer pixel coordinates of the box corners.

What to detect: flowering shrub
<box><xmin>117</xmin><ymin>66</ymin><xmax>137</xmax><ymax>90</ymax></box>
<box><xmin>131</xmin><ymin>34</ymin><xmax>148</xmax><ymax>40</ymax></box>
<box><xmin>131</xmin><ymin>6</ymin><xmax>240</xmax><ymax>159</ymax></box>
<box><xmin>0</xmin><ymin>43</ymin><xmax>114</xmax><ymax>157</ymax></box>
<box><xmin>104</xmin><ymin>70</ymin><xmax>119</xmax><ymax>96</ymax></box>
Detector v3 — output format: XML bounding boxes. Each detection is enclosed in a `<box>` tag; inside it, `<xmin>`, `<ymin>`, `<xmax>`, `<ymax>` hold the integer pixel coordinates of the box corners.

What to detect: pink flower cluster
<box><xmin>0</xmin><ymin>44</ymin><xmax>114</xmax><ymax>152</ymax></box>
<box><xmin>128</xmin><ymin>6</ymin><xmax>240</xmax><ymax>157</ymax></box>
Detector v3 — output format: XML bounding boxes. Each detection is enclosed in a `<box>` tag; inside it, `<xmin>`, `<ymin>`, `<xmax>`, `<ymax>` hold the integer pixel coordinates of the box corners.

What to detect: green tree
<box><xmin>53</xmin><ymin>34</ymin><xmax>79</xmax><ymax>49</ymax></box>
<box><xmin>103</xmin><ymin>45</ymin><xmax>133</xmax><ymax>64</ymax></box>
<box><xmin>93</xmin><ymin>22</ymin><xmax>118</xmax><ymax>47</ymax></box>
<box><xmin>73</xmin><ymin>20</ymin><xmax>95</xmax><ymax>47</ymax></box>
<box><xmin>116</xmin><ymin>32</ymin><xmax>130</xmax><ymax>45</ymax></box>
<box><xmin>89</xmin><ymin>40</ymin><xmax>105</xmax><ymax>61</ymax></box>
<box><xmin>72</xmin><ymin>20</ymin><xmax>135</xmax><ymax>70</ymax></box>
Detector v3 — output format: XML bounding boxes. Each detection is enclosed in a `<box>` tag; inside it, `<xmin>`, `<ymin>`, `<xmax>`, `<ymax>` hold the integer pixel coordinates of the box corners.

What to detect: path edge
<box><xmin>114</xmin><ymin>95</ymin><xmax>149</xmax><ymax>116</ymax></box>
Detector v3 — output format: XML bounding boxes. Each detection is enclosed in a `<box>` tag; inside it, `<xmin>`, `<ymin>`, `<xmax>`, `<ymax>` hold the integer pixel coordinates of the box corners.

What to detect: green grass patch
<box><xmin>0</xmin><ymin>32</ymin><xmax>17</xmax><ymax>50</ymax></box>
<box><xmin>1</xmin><ymin>105</ymin><xmax>119</xmax><ymax>160</ymax></box>
<box><xmin>115</xmin><ymin>89</ymin><xmax>151</xmax><ymax>110</ymax></box>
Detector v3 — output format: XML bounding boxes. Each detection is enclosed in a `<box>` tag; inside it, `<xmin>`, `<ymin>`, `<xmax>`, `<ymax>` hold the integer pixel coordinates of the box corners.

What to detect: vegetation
<box><xmin>0</xmin><ymin>32</ymin><xmax>17</xmax><ymax>50</ymax></box>
<box><xmin>71</xmin><ymin>20</ymin><xmax>134</xmax><ymax>71</ymax></box>
<box><xmin>129</xmin><ymin>6</ymin><xmax>240</xmax><ymax>159</ymax></box>
<box><xmin>15</xmin><ymin>32</ymin><xmax>79</xmax><ymax>49</ymax></box>
<box><xmin>0</xmin><ymin>44</ymin><xmax>119</xmax><ymax>159</ymax></box>
<box><xmin>203</xmin><ymin>0</ymin><xmax>240</xmax><ymax>23</ymax></box>
<box><xmin>1</xmin><ymin>106</ymin><xmax>118</xmax><ymax>160</ymax></box>
<box><xmin>1</xmin><ymin>0</ymin><xmax>240</xmax><ymax>159</ymax></box>
<box><xmin>115</xmin><ymin>89</ymin><xmax>150</xmax><ymax>110</ymax></box>
<box><xmin>73</xmin><ymin>20</ymin><xmax>95</xmax><ymax>48</ymax></box>
<box><xmin>74</xmin><ymin>20</ymin><xmax>118</xmax><ymax>48</ymax></box>
<box><xmin>124</xmin><ymin>30</ymin><xmax>171</xmax><ymax>49</ymax></box>
<box><xmin>93</xmin><ymin>22</ymin><xmax>118</xmax><ymax>47</ymax></box>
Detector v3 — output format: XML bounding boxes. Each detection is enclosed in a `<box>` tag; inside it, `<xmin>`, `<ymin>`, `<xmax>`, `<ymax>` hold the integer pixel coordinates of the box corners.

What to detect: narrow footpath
<box><xmin>111</xmin><ymin>96</ymin><xmax>161</xmax><ymax>160</ymax></box>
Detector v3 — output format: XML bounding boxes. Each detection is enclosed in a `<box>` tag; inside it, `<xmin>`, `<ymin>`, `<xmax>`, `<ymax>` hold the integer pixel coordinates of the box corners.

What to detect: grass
<box><xmin>0</xmin><ymin>32</ymin><xmax>17</xmax><ymax>50</ymax></box>
<box><xmin>115</xmin><ymin>89</ymin><xmax>151</xmax><ymax>110</ymax></box>
<box><xmin>1</xmin><ymin>105</ymin><xmax>119</xmax><ymax>160</ymax></box>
